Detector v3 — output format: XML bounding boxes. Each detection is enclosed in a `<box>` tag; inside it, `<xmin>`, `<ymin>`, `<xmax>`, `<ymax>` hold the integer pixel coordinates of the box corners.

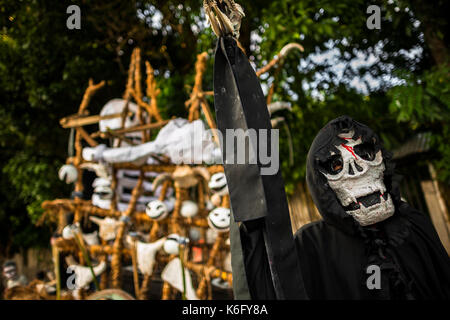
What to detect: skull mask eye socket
<box><xmin>320</xmin><ymin>154</ymin><xmax>344</xmax><ymax>175</ymax></box>
<box><xmin>353</xmin><ymin>142</ymin><xmax>376</xmax><ymax>161</ymax></box>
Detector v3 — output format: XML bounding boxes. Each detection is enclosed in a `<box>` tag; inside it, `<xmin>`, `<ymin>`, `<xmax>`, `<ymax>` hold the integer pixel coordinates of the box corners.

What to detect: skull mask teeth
<box><xmin>320</xmin><ymin>130</ymin><xmax>394</xmax><ymax>226</ymax></box>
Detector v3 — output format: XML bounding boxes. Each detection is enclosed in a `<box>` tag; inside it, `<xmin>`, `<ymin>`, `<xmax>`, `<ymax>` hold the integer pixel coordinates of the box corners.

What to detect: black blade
<box><xmin>213</xmin><ymin>36</ymin><xmax>307</xmax><ymax>299</ymax></box>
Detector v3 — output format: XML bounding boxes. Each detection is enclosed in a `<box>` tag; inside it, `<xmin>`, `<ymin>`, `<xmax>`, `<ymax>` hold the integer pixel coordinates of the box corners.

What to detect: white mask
<box><xmin>208</xmin><ymin>172</ymin><xmax>229</xmax><ymax>196</ymax></box>
<box><xmin>145</xmin><ymin>200</ymin><xmax>169</xmax><ymax>221</ymax></box>
<box><xmin>208</xmin><ymin>207</ymin><xmax>231</xmax><ymax>232</ymax></box>
<box><xmin>321</xmin><ymin>131</ymin><xmax>394</xmax><ymax>226</ymax></box>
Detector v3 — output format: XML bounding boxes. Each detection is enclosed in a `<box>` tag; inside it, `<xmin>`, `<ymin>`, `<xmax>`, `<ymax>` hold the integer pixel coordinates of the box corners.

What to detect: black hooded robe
<box><xmin>237</xmin><ymin>116</ymin><xmax>450</xmax><ymax>299</ymax></box>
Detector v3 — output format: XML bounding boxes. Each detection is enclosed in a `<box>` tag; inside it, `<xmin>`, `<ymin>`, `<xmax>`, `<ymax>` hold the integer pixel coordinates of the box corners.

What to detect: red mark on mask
<box><xmin>341</xmin><ymin>143</ymin><xmax>357</xmax><ymax>159</ymax></box>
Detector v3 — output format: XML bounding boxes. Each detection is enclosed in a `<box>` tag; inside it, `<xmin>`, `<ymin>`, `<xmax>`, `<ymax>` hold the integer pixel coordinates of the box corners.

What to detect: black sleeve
<box><xmin>399</xmin><ymin>203</ymin><xmax>450</xmax><ymax>298</ymax></box>
<box><xmin>239</xmin><ymin>218</ymin><xmax>277</xmax><ymax>300</ymax></box>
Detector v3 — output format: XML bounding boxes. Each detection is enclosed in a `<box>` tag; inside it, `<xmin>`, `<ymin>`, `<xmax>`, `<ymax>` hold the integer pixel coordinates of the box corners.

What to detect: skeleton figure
<box><xmin>116</xmin><ymin>168</ymin><xmax>171</xmax><ymax>213</ymax></box>
<box><xmin>100</xmin><ymin>118</ymin><xmax>221</xmax><ymax>165</ymax></box>
<box><xmin>320</xmin><ymin>130</ymin><xmax>394</xmax><ymax>226</ymax></box>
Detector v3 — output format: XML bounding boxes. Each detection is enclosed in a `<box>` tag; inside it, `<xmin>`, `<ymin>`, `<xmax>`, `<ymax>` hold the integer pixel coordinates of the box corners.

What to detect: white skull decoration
<box><xmin>321</xmin><ymin>131</ymin><xmax>394</xmax><ymax>226</ymax></box>
<box><xmin>208</xmin><ymin>207</ymin><xmax>231</xmax><ymax>232</ymax></box>
<box><xmin>163</xmin><ymin>234</ymin><xmax>189</xmax><ymax>255</ymax></box>
<box><xmin>145</xmin><ymin>200</ymin><xmax>169</xmax><ymax>221</ymax></box>
<box><xmin>92</xmin><ymin>178</ymin><xmax>113</xmax><ymax>210</ymax></box>
<box><xmin>62</xmin><ymin>224</ymin><xmax>78</xmax><ymax>240</ymax></box>
<box><xmin>208</xmin><ymin>172</ymin><xmax>228</xmax><ymax>196</ymax></box>
<box><xmin>180</xmin><ymin>200</ymin><xmax>199</xmax><ymax>218</ymax></box>
<box><xmin>58</xmin><ymin>164</ymin><xmax>78</xmax><ymax>184</ymax></box>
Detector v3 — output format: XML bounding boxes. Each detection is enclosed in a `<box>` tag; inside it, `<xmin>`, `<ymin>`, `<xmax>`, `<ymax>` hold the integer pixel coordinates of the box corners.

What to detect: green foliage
<box><xmin>388</xmin><ymin>66</ymin><xmax>450</xmax><ymax>181</ymax></box>
<box><xmin>248</xmin><ymin>0</ymin><xmax>441</xmax><ymax>191</ymax></box>
<box><xmin>388</xmin><ymin>66</ymin><xmax>450</xmax><ymax>126</ymax></box>
<box><xmin>0</xmin><ymin>0</ymin><xmax>129</xmax><ymax>254</ymax></box>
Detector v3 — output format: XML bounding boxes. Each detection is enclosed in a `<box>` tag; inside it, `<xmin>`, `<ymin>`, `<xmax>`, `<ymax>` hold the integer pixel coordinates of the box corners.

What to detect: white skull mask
<box><xmin>208</xmin><ymin>173</ymin><xmax>229</xmax><ymax>196</ymax></box>
<box><xmin>208</xmin><ymin>207</ymin><xmax>231</xmax><ymax>232</ymax></box>
<box><xmin>92</xmin><ymin>178</ymin><xmax>113</xmax><ymax>210</ymax></box>
<box><xmin>321</xmin><ymin>131</ymin><xmax>394</xmax><ymax>226</ymax></box>
<box><xmin>58</xmin><ymin>164</ymin><xmax>78</xmax><ymax>184</ymax></box>
<box><xmin>163</xmin><ymin>234</ymin><xmax>189</xmax><ymax>255</ymax></box>
<box><xmin>145</xmin><ymin>200</ymin><xmax>169</xmax><ymax>221</ymax></box>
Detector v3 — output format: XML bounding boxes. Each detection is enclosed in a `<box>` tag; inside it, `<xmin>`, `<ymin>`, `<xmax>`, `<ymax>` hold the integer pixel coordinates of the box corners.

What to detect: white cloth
<box><xmin>161</xmin><ymin>258</ymin><xmax>198</xmax><ymax>300</ymax></box>
<box><xmin>101</xmin><ymin>118</ymin><xmax>222</xmax><ymax>165</ymax></box>
<box><xmin>82</xmin><ymin>231</ymin><xmax>99</xmax><ymax>246</ymax></box>
<box><xmin>89</xmin><ymin>217</ymin><xmax>121</xmax><ymax>241</ymax></box>
<box><xmin>155</xmin><ymin>118</ymin><xmax>220</xmax><ymax>165</ymax></box>
<box><xmin>68</xmin><ymin>261</ymin><xmax>106</xmax><ymax>290</ymax></box>
<box><xmin>135</xmin><ymin>238</ymin><xmax>166</xmax><ymax>276</ymax></box>
<box><xmin>103</xmin><ymin>140</ymin><xmax>156</xmax><ymax>164</ymax></box>
<box><xmin>82</xmin><ymin>144</ymin><xmax>107</xmax><ymax>162</ymax></box>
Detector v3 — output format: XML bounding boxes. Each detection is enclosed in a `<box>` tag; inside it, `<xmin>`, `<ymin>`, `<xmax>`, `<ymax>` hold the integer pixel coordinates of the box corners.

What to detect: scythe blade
<box><xmin>213</xmin><ymin>36</ymin><xmax>307</xmax><ymax>299</ymax></box>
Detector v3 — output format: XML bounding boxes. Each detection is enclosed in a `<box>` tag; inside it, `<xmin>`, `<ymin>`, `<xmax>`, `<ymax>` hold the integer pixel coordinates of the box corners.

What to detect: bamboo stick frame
<box><xmin>39</xmin><ymin>45</ymin><xmax>267</xmax><ymax>300</ymax></box>
<box><xmin>110</xmin><ymin>172</ymin><xmax>144</xmax><ymax>288</ymax></box>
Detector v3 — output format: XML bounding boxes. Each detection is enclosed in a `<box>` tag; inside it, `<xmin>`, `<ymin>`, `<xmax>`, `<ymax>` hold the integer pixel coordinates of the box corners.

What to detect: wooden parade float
<box><xmin>35</xmin><ymin>41</ymin><xmax>304</xmax><ymax>300</ymax></box>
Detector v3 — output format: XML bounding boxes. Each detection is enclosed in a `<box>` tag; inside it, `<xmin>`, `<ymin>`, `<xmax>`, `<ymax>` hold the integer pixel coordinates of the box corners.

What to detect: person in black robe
<box><xmin>237</xmin><ymin>115</ymin><xmax>450</xmax><ymax>299</ymax></box>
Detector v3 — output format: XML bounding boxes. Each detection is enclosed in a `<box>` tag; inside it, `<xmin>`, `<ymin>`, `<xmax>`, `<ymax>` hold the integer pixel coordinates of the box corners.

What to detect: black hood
<box><xmin>306</xmin><ymin>115</ymin><xmax>402</xmax><ymax>235</ymax></box>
